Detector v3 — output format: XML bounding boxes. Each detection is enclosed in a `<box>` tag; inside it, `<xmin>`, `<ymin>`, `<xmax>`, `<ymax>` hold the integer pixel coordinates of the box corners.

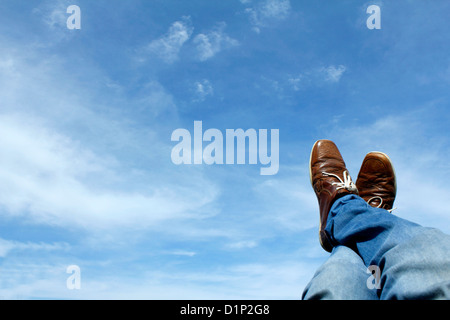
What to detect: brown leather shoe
<box><xmin>309</xmin><ymin>140</ymin><xmax>358</xmax><ymax>252</ymax></box>
<box><xmin>356</xmin><ymin>151</ymin><xmax>397</xmax><ymax>211</ymax></box>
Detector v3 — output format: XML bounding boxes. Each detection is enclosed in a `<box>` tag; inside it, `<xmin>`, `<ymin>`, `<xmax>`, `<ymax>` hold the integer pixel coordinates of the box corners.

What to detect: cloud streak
<box><xmin>244</xmin><ymin>0</ymin><xmax>291</xmax><ymax>33</ymax></box>
<box><xmin>0</xmin><ymin>114</ymin><xmax>218</xmax><ymax>230</ymax></box>
<box><xmin>321</xmin><ymin>65</ymin><xmax>347</xmax><ymax>83</ymax></box>
<box><xmin>193</xmin><ymin>79</ymin><xmax>214</xmax><ymax>102</ymax></box>
<box><xmin>0</xmin><ymin>37</ymin><xmax>219</xmax><ymax>233</ymax></box>
<box><xmin>193</xmin><ymin>23</ymin><xmax>239</xmax><ymax>61</ymax></box>
<box><xmin>0</xmin><ymin>238</ymin><xmax>69</xmax><ymax>258</ymax></box>
<box><xmin>145</xmin><ymin>17</ymin><xmax>193</xmax><ymax>64</ymax></box>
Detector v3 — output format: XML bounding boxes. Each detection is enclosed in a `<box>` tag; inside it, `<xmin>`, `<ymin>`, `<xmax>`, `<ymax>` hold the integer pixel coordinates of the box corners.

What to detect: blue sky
<box><xmin>0</xmin><ymin>0</ymin><xmax>450</xmax><ymax>299</ymax></box>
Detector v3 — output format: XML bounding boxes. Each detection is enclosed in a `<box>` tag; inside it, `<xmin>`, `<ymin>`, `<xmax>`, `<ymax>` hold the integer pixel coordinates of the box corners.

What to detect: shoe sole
<box><xmin>308</xmin><ymin>140</ymin><xmax>317</xmax><ymax>187</ymax></box>
<box><xmin>309</xmin><ymin>140</ymin><xmax>331</xmax><ymax>251</ymax></box>
<box><xmin>309</xmin><ymin>139</ymin><xmax>325</xmax><ymax>187</ymax></box>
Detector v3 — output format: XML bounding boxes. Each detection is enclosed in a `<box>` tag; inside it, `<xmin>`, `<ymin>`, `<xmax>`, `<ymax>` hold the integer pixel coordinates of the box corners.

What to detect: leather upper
<box><xmin>309</xmin><ymin>140</ymin><xmax>358</xmax><ymax>252</ymax></box>
<box><xmin>356</xmin><ymin>152</ymin><xmax>396</xmax><ymax>211</ymax></box>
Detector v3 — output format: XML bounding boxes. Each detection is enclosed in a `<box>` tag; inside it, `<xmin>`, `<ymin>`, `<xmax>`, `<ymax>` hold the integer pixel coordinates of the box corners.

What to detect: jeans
<box><xmin>302</xmin><ymin>194</ymin><xmax>450</xmax><ymax>300</ymax></box>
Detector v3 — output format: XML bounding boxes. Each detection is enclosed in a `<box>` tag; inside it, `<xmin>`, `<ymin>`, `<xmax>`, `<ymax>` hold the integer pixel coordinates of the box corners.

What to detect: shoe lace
<box><xmin>322</xmin><ymin>171</ymin><xmax>358</xmax><ymax>193</ymax></box>
<box><xmin>367</xmin><ymin>196</ymin><xmax>397</xmax><ymax>213</ymax></box>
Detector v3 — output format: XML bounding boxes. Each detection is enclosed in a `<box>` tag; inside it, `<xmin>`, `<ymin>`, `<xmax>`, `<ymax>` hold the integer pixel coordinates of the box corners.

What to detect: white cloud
<box><xmin>167</xmin><ymin>250</ymin><xmax>196</xmax><ymax>257</ymax></box>
<box><xmin>321</xmin><ymin>65</ymin><xmax>347</xmax><ymax>83</ymax></box>
<box><xmin>258</xmin><ymin>0</ymin><xmax>291</xmax><ymax>19</ymax></box>
<box><xmin>288</xmin><ymin>75</ymin><xmax>303</xmax><ymax>91</ymax></box>
<box><xmin>136</xmin><ymin>81</ymin><xmax>178</xmax><ymax>117</ymax></box>
<box><xmin>244</xmin><ymin>0</ymin><xmax>291</xmax><ymax>33</ymax></box>
<box><xmin>142</xmin><ymin>19</ymin><xmax>237</xmax><ymax>63</ymax></box>
<box><xmin>225</xmin><ymin>240</ymin><xmax>258</xmax><ymax>250</ymax></box>
<box><xmin>194</xmin><ymin>79</ymin><xmax>214</xmax><ymax>101</ymax></box>
<box><xmin>193</xmin><ymin>22</ymin><xmax>239</xmax><ymax>61</ymax></box>
<box><xmin>43</xmin><ymin>6</ymin><xmax>67</xmax><ymax>29</ymax></box>
<box><xmin>145</xmin><ymin>17</ymin><xmax>193</xmax><ymax>64</ymax></box>
<box><xmin>0</xmin><ymin>238</ymin><xmax>69</xmax><ymax>258</ymax></box>
<box><xmin>0</xmin><ymin>258</ymin><xmax>316</xmax><ymax>299</ymax></box>
<box><xmin>33</xmin><ymin>1</ymin><xmax>69</xmax><ymax>29</ymax></box>
<box><xmin>285</xmin><ymin>65</ymin><xmax>347</xmax><ymax>91</ymax></box>
<box><xmin>30</xmin><ymin>0</ymin><xmax>77</xmax><ymax>45</ymax></box>
<box><xmin>0</xmin><ymin>43</ymin><xmax>219</xmax><ymax>233</ymax></box>
<box><xmin>0</xmin><ymin>114</ymin><xmax>218</xmax><ymax>230</ymax></box>
<box><xmin>253</xmin><ymin>170</ymin><xmax>318</xmax><ymax>233</ymax></box>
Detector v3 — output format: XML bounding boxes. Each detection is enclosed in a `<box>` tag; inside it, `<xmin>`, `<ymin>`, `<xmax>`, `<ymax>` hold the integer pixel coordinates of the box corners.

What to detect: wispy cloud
<box><xmin>0</xmin><ymin>113</ymin><xmax>219</xmax><ymax>230</ymax></box>
<box><xmin>244</xmin><ymin>0</ymin><xmax>291</xmax><ymax>33</ymax></box>
<box><xmin>30</xmin><ymin>0</ymin><xmax>76</xmax><ymax>44</ymax></box>
<box><xmin>135</xmin><ymin>81</ymin><xmax>178</xmax><ymax>117</ymax></box>
<box><xmin>33</xmin><ymin>0</ymin><xmax>69</xmax><ymax>29</ymax></box>
<box><xmin>253</xmin><ymin>170</ymin><xmax>318</xmax><ymax>233</ymax></box>
<box><xmin>0</xmin><ymin>40</ymin><xmax>219</xmax><ymax>233</ymax></box>
<box><xmin>167</xmin><ymin>250</ymin><xmax>197</xmax><ymax>257</ymax></box>
<box><xmin>286</xmin><ymin>64</ymin><xmax>347</xmax><ymax>91</ymax></box>
<box><xmin>225</xmin><ymin>240</ymin><xmax>258</xmax><ymax>250</ymax></box>
<box><xmin>144</xmin><ymin>17</ymin><xmax>193</xmax><ymax>64</ymax></box>
<box><xmin>256</xmin><ymin>64</ymin><xmax>347</xmax><ymax>97</ymax></box>
<box><xmin>141</xmin><ymin>18</ymin><xmax>238</xmax><ymax>64</ymax></box>
<box><xmin>320</xmin><ymin>65</ymin><xmax>347</xmax><ymax>83</ymax></box>
<box><xmin>0</xmin><ymin>257</ymin><xmax>316</xmax><ymax>299</ymax></box>
<box><xmin>1</xmin><ymin>0</ymin><xmax>449</xmax><ymax>300</ymax></box>
<box><xmin>0</xmin><ymin>238</ymin><xmax>69</xmax><ymax>258</ymax></box>
<box><xmin>193</xmin><ymin>79</ymin><xmax>214</xmax><ymax>102</ymax></box>
<box><xmin>287</xmin><ymin>76</ymin><xmax>302</xmax><ymax>91</ymax></box>
<box><xmin>193</xmin><ymin>22</ymin><xmax>239</xmax><ymax>61</ymax></box>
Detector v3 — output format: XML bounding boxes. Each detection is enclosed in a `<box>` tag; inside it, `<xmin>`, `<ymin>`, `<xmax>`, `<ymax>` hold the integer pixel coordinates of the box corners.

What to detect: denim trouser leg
<box><xmin>326</xmin><ymin>194</ymin><xmax>450</xmax><ymax>299</ymax></box>
<box><xmin>302</xmin><ymin>245</ymin><xmax>378</xmax><ymax>300</ymax></box>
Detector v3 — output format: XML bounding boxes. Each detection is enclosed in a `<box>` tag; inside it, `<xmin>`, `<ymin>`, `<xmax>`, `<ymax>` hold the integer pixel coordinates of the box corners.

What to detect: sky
<box><xmin>0</xmin><ymin>0</ymin><xmax>449</xmax><ymax>299</ymax></box>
